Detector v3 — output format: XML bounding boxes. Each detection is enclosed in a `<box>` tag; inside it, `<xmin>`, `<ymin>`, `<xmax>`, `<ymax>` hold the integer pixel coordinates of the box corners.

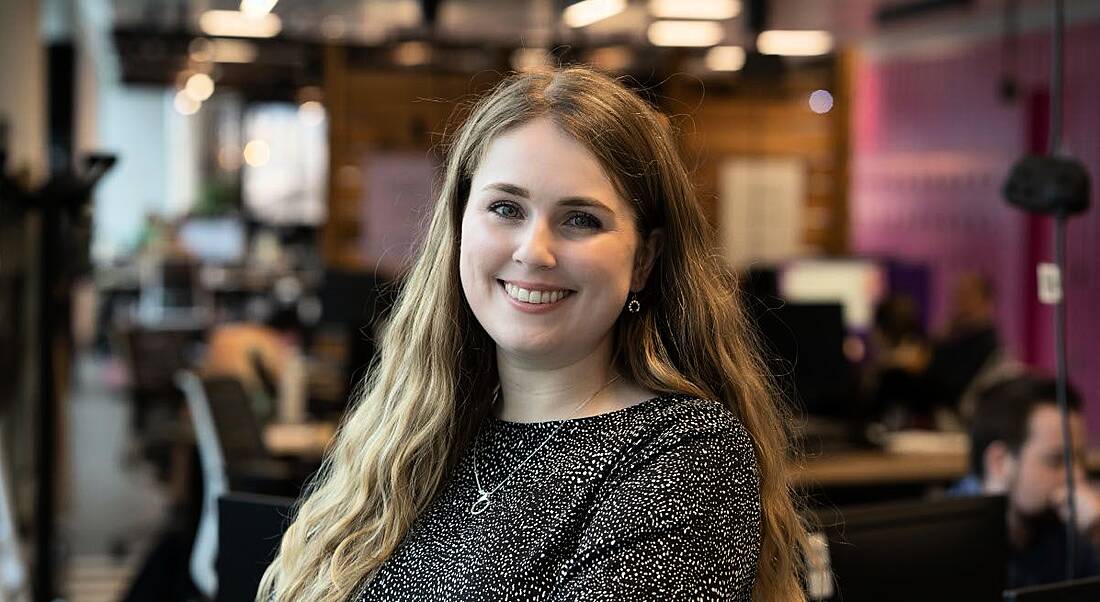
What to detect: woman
<box><xmin>259</xmin><ymin>66</ymin><xmax>806</xmax><ymax>601</ymax></box>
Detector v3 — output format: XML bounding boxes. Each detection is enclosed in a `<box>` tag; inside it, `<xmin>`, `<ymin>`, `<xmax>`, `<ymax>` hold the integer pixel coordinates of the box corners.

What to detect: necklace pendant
<box><xmin>470</xmin><ymin>491</ymin><xmax>491</xmax><ymax>515</ymax></box>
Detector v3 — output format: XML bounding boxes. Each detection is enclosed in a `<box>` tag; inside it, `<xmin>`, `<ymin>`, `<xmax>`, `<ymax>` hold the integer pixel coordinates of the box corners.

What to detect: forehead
<box><xmin>470</xmin><ymin>118</ymin><xmax>626</xmax><ymax>207</ymax></box>
<box><xmin>1025</xmin><ymin>404</ymin><xmax>1084</xmax><ymax>448</ymax></box>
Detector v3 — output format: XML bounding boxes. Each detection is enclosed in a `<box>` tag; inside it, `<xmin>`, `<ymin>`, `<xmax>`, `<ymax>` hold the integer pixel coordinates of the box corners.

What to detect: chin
<box><xmin>493</xmin><ymin>333</ymin><xmax>565</xmax><ymax>359</ymax></box>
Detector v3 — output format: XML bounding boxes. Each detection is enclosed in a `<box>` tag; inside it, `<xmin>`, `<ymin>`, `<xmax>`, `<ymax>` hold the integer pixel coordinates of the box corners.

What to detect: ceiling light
<box><xmin>647</xmin><ymin>20</ymin><xmax>724</xmax><ymax>47</ymax></box>
<box><xmin>243</xmin><ymin>140</ymin><xmax>271</xmax><ymax>167</ymax></box>
<box><xmin>809</xmin><ymin>90</ymin><xmax>834</xmax><ymax>114</ymax></box>
<box><xmin>239</xmin><ymin>0</ymin><xmax>278</xmax><ymax>18</ymax></box>
<box><xmin>705</xmin><ymin>46</ymin><xmax>745</xmax><ymax>71</ymax></box>
<box><xmin>564</xmin><ymin>0</ymin><xmax>627</xmax><ymax>28</ymax></box>
<box><xmin>199</xmin><ymin>10</ymin><xmax>281</xmax><ymax>38</ymax></box>
<box><xmin>184</xmin><ymin>72</ymin><xmax>215</xmax><ymax>101</ymax></box>
<box><xmin>756</xmin><ymin>30</ymin><xmax>833</xmax><ymax>56</ymax></box>
<box><xmin>298</xmin><ymin>101</ymin><xmax>326</xmax><ymax>127</ymax></box>
<box><xmin>210</xmin><ymin>39</ymin><xmax>258</xmax><ymax>63</ymax></box>
<box><xmin>648</xmin><ymin>0</ymin><xmax>740</xmax><ymax>20</ymax></box>
<box><xmin>174</xmin><ymin>91</ymin><xmax>200</xmax><ymax>116</ymax></box>
<box><xmin>393</xmin><ymin>41</ymin><xmax>431</xmax><ymax>66</ymax></box>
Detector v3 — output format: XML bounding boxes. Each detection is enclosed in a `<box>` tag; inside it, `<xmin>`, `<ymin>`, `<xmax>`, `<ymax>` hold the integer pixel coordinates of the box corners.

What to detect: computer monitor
<box><xmin>779</xmin><ymin>259</ymin><xmax>886</xmax><ymax>332</ymax></box>
<box><xmin>177</xmin><ymin>216</ymin><xmax>246</xmax><ymax>264</ymax></box>
<box><xmin>1003</xmin><ymin>576</ymin><xmax>1100</xmax><ymax>601</ymax></box>
<box><xmin>217</xmin><ymin>492</ymin><xmax>295</xmax><ymax>602</ymax></box>
<box><xmin>811</xmin><ymin>495</ymin><xmax>1007</xmax><ymax>601</ymax></box>
<box><xmin>752</xmin><ymin>302</ymin><xmax>855</xmax><ymax>417</ymax></box>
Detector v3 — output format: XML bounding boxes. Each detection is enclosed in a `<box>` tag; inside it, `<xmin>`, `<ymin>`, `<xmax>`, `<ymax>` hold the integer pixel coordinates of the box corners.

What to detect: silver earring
<box><xmin>627</xmin><ymin>293</ymin><xmax>641</xmax><ymax>314</ymax></box>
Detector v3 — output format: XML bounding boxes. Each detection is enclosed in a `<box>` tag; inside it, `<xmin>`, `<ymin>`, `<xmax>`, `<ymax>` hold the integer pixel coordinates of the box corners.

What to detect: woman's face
<box><xmin>459</xmin><ymin>118</ymin><xmax>655</xmax><ymax>368</ymax></box>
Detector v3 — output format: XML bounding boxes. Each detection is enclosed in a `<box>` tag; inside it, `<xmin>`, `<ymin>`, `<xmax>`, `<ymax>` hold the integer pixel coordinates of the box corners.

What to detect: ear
<box><xmin>631</xmin><ymin>228</ymin><xmax>664</xmax><ymax>292</ymax></box>
<box><xmin>982</xmin><ymin>441</ymin><xmax>1017</xmax><ymax>494</ymax></box>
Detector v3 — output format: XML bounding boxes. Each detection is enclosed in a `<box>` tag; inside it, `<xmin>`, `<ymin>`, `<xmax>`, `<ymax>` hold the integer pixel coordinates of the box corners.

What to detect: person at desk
<box><xmin>257</xmin><ymin>67</ymin><xmax>808</xmax><ymax>601</ymax></box>
<box><xmin>863</xmin><ymin>292</ymin><xmax>933</xmax><ymax>428</ymax></box>
<box><xmin>203</xmin><ymin>314</ymin><xmax>307</xmax><ymax>423</ymax></box>
<box><xmin>953</xmin><ymin>375</ymin><xmax>1100</xmax><ymax>587</ymax></box>
<box><xmin>924</xmin><ymin>272</ymin><xmax>1020</xmax><ymax>420</ymax></box>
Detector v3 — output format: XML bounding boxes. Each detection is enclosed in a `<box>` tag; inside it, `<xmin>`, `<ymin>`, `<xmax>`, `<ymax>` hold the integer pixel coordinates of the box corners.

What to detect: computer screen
<box><xmin>217</xmin><ymin>492</ymin><xmax>294</xmax><ymax>602</ymax></box>
<box><xmin>752</xmin><ymin>302</ymin><xmax>856</xmax><ymax>418</ymax></box>
<box><xmin>177</xmin><ymin>216</ymin><xmax>246</xmax><ymax>264</ymax></box>
<box><xmin>811</xmin><ymin>495</ymin><xmax>1006</xmax><ymax>601</ymax></box>
<box><xmin>779</xmin><ymin>259</ymin><xmax>886</xmax><ymax>332</ymax></box>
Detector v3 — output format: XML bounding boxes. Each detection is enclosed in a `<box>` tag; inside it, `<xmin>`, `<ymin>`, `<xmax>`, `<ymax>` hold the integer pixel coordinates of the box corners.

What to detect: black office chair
<box><xmin>216</xmin><ymin>493</ymin><xmax>294</xmax><ymax>602</ymax></box>
<box><xmin>200</xmin><ymin>376</ymin><xmax>311</xmax><ymax>496</ymax></box>
<box><xmin>124</xmin><ymin>327</ymin><xmax>192</xmax><ymax>430</ymax></box>
<box><xmin>177</xmin><ymin>372</ymin><xmax>312</xmax><ymax>599</ymax></box>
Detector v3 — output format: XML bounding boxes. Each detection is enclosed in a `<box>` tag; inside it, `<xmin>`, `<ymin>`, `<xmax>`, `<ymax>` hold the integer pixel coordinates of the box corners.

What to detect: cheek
<box><xmin>460</xmin><ymin>216</ymin><xmax>503</xmax><ymax>278</ymax></box>
<box><xmin>1013</xmin><ymin>460</ymin><xmax>1058</xmax><ymax>504</ymax></box>
<box><xmin>458</xmin><ymin>216</ymin><xmax>487</xmax><ymax>299</ymax></box>
<box><xmin>571</xmin><ymin>240</ymin><xmax>636</xmax><ymax>289</ymax></box>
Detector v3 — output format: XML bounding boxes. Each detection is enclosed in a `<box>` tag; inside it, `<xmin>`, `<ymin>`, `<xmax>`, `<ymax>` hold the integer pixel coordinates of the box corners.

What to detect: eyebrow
<box><xmin>483</xmin><ymin>182</ymin><xmax>615</xmax><ymax>213</ymax></box>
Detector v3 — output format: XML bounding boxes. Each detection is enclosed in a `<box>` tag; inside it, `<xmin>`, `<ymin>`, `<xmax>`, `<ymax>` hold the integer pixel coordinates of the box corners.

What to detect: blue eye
<box><xmin>565</xmin><ymin>212</ymin><xmax>602</xmax><ymax>230</ymax></box>
<box><xmin>488</xmin><ymin>201</ymin><xmax>522</xmax><ymax>220</ymax></box>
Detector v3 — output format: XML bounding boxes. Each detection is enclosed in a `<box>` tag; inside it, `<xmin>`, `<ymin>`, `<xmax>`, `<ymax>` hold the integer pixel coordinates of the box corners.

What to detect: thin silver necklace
<box><xmin>469</xmin><ymin>375</ymin><xmax>620</xmax><ymax>515</ymax></box>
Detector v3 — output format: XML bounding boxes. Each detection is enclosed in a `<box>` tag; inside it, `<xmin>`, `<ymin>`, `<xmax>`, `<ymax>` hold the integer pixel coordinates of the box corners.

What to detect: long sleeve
<box><xmin>549</xmin><ymin>418</ymin><xmax>762</xmax><ymax>602</ymax></box>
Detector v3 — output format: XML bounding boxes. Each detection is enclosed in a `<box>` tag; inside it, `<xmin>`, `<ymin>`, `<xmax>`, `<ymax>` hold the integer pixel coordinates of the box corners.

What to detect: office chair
<box><xmin>177</xmin><ymin>372</ymin><xmax>308</xmax><ymax>599</ymax></box>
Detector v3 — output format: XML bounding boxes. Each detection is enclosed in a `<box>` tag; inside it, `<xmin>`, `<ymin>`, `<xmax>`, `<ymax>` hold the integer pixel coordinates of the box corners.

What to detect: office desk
<box><xmin>793</xmin><ymin>450</ymin><xmax>968</xmax><ymax>488</ymax></box>
<box><xmin>794</xmin><ymin>448</ymin><xmax>1100</xmax><ymax>506</ymax></box>
<box><xmin>264</xmin><ymin>422</ymin><xmax>336</xmax><ymax>459</ymax></box>
<box><xmin>795</xmin><ymin>448</ymin><xmax>1100</xmax><ymax>488</ymax></box>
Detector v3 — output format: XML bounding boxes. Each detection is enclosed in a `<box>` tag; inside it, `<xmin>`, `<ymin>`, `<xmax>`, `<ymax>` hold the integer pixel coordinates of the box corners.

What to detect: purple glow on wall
<box><xmin>851</xmin><ymin>22</ymin><xmax>1100</xmax><ymax>435</ymax></box>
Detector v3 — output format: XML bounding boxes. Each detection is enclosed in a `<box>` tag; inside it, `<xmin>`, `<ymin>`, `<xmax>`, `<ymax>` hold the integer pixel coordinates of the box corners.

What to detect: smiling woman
<box><xmin>258</xmin><ymin>67</ymin><xmax>808</xmax><ymax>602</ymax></box>
<box><xmin>459</xmin><ymin>118</ymin><xmax>657</xmax><ymax>379</ymax></box>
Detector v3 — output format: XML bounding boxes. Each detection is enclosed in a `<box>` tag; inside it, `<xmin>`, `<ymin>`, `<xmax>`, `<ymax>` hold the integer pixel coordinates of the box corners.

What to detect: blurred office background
<box><xmin>1</xmin><ymin>0</ymin><xmax>1099</xmax><ymax>600</ymax></box>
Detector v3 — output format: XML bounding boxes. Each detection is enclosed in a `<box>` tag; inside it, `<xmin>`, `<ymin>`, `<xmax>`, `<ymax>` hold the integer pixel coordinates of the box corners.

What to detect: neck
<box><xmin>494</xmin><ymin>336</ymin><xmax>617</xmax><ymax>423</ymax></box>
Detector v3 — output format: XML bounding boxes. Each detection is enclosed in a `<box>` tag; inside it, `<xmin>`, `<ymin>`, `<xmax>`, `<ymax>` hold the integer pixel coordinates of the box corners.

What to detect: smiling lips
<box><xmin>501</xmin><ymin>281</ymin><xmax>574</xmax><ymax>305</ymax></box>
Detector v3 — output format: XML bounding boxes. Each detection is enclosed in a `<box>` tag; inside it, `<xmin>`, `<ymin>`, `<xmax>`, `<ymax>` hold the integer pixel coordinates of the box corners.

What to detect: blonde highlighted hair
<box><xmin>259</xmin><ymin>66</ymin><xmax>807</xmax><ymax>601</ymax></box>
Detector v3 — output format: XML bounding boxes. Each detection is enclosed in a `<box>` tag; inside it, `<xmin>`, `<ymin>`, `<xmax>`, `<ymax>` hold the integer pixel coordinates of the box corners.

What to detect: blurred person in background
<box><xmin>953</xmin><ymin>374</ymin><xmax>1100</xmax><ymax>587</ymax></box>
<box><xmin>863</xmin><ymin>292</ymin><xmax>932</xmax><ymax>429</ymax></box>
<box><xmin>202</xmin><ymin>308</ymin><xmax>306</xmax><ymax>424</ymax></box>
<box><xmin>924</xmin><ymin>272</ymin><xmax>1020</xmax><ymax>423</ymax></box>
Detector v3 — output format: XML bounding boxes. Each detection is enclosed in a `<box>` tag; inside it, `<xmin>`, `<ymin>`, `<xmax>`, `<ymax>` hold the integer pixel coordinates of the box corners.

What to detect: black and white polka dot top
<box><xmin>353</xmin><ymin>394</ymin><xmax>762</xmax><ymax>601</ymax></box>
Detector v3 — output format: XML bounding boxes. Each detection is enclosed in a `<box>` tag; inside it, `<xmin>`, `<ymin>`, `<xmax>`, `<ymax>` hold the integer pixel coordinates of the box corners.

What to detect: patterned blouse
<box><xmin>352</xmin><ymin>394</ymin><xmax>762</xmax><ymax>601</ymax></box>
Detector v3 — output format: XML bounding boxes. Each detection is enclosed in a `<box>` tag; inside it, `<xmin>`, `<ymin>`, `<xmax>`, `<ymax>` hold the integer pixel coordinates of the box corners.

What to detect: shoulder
<box><xmin>626</xmin><ymin>395</ymin><xmax>755</xmax><ymax>451</ymax></box>
<box><xmin>609</xmin><ymin>395</ymin><xmax>759</xmax><ymax>486</ymax></box>
<box><xmin>583</xmin><ymin>395</ymin><xmax>763</xmax><ymax>540</ymax></box>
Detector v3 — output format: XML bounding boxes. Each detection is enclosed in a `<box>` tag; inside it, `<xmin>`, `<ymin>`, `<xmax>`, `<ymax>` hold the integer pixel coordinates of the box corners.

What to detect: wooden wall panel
<box><xmin>322</xmin><ymin>45</ymin><xmax>499</xmax><ymax>269</ymax></box>
<box><xmin>663</xmin><ymin>57</ymin><xmax>849</xmax><ymax>256</ymax></box>
<box><xmin>322</xmin><ymin>48</ymin><xmax>850</xmax><ymax>267</ymax></box>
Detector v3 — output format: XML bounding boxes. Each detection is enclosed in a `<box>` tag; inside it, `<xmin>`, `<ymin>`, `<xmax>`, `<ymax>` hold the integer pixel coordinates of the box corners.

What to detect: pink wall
<box><xmin>851</xmin><ymin>22</ymin><xmax>1100</xmax><ymax>435</ymax></box>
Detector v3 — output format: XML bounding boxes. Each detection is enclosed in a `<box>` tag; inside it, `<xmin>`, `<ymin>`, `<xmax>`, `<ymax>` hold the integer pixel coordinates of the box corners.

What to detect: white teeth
<box><xmin>503</xmin><ymin>282</ymin><xmax>570</xmax><ymax>305</ymax></box>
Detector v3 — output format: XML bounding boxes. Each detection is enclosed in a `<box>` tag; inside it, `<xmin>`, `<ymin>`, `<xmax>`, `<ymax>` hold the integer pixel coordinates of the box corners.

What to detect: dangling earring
<box><xmin>627</xmin><ymin>292</ymin><xmax>641</xmax><ymax>314</ymax></box>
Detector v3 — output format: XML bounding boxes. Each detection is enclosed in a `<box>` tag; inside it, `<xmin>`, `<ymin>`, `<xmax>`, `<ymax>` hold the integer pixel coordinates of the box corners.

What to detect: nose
<box><xmin>512</xmin><ymin>219</ymin><xmax>557</xmax><ymax>270</ymax></box>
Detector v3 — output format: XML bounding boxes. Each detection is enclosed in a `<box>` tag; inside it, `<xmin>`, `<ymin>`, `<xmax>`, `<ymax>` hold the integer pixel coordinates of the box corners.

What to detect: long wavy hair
<box><xmin>259</xmin><ymin>66</ymin><xmax>807</xmax><ymax>602</ymax></box>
